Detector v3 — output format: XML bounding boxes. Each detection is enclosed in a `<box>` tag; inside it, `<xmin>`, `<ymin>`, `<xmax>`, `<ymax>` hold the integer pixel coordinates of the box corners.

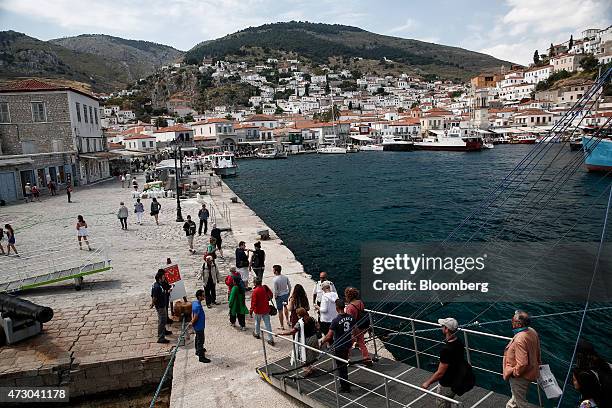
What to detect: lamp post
<box><xmin>172</xmin><ymin>142</ymin><xmax>184</xmax><ymax>222</ymax></box>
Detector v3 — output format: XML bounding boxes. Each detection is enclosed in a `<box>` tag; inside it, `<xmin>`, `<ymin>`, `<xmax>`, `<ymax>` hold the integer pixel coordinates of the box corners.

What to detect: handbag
<box><xmin>268</xmin><ymin>300</ymin><xmax>278</xmax><ymax>316</ymax></box>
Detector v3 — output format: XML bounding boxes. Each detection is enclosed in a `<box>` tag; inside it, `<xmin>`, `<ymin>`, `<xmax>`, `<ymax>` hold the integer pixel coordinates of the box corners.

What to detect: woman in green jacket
<box><xmin>228</xmin><ymin>275</ymin><xmax>248</xmax><ymax>330</ymax></box>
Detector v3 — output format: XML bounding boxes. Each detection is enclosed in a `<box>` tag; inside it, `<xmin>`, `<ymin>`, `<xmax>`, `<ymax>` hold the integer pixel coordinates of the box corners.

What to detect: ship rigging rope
<box><xmin>556</xmin><ymin>182</ymin><xmax>612</xmax><ymax>406</ymax></box>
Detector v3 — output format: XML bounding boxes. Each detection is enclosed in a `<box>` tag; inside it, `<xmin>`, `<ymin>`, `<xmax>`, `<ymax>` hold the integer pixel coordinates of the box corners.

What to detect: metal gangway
<box><xmin>0</xmin><ymin>238</ymin><xmax>112</xmax><ymax>293</ymax></box>
<box><xmin>256</xmin><ymin>310</ymin><xmax>542</xmax><ymax>408</ymax></box>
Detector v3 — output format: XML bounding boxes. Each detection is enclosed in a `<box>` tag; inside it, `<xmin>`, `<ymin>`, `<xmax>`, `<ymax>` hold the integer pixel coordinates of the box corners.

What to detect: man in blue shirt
<box><xmin>191</xmin><ymin>289</ymin><xmax>210</xmax><ymax>363</ymax></box>
<box><xmin>322</xmin><ymin>299</ymin><xmax>355</xmax><ymax>393</ymax></box>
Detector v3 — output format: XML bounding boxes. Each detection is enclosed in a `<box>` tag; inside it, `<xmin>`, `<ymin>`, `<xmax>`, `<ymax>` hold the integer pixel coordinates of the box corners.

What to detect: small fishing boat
<box><xmin>256</xmin><ymin>148</ymin><xmax>288</xmax><ymax>159</ymax></box>
<box><xmin>209</xmin><ymin>151</ymin><xmax>238</xmax><ymax>177</ymax></box>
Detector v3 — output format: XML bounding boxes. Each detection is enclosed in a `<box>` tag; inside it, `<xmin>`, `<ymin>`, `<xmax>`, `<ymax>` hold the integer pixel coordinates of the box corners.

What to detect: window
<box><xmin>0</xmin><ymin>102</ymin><xmax>9</xmax><ymax>123</ymax></box>
<box><xmin>31</xmin><ymin>102</ymin><xmax>46</xmax><ymax>122</ymax></box>
<box><xmin>94</xmin><ymin>108</ymin><xmax>98</xmax><ymax>124</ymax></box>
<box><xmin>76</xmin><ymin>102</ymin><xmax>81</xmax><ymax>122</ymax></box>
<box><xmin>83</xmin><ymin>105</ymin><xmax>88</xmax><ymax>123</ymax></box>
<box><xmin>89</xmin><ymin>106</ymin><xmax>93</xmax><ymax>124</ymax></box>
<box><xmin>149</xmin><ymin>141</ymin><xmax>154</xmax><ymax>147</ymax></box>
<box><xmin>86</xmin><ymin>139</ymin><xmax>90</xmax><ymax>152</ymax></box>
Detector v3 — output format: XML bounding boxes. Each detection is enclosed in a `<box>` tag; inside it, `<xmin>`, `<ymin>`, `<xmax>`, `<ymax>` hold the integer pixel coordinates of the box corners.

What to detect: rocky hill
<box><xmin>185</xmin><ymin>22</ymin><xmax>514</xmax><ymax>80</ymax></box>
<box><xmin>50</xmin><ymin>34</ymin><xmax>184</xmax><ymax>81</ymax></box>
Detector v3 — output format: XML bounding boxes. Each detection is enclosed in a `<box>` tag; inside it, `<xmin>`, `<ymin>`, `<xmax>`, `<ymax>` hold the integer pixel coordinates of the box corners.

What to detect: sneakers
<box><xmin>267</xmin><ymin>340</ymin><xmax>275</xmax><ymax>346</ymax></box>
<box><xmin>157</xmin><ymin>338</ymin><xmax>170</xmax><ymax>344</ymax></box>
<box><xmin>252</xmin><ymin>332</ymin><xmax>261</xmax><ymax>339</ymax></box>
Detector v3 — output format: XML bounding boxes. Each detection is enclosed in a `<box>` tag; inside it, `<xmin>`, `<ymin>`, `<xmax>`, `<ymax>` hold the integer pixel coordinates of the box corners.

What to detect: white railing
<box><xmin>259</xmin><ymin>328</ymin><xmax>461</xmax><ymax>407</ymax></box>
<box><xmin>366</xmin><ymin>309</ymin><xmax>543</xmax><ymax>406</ymax></box>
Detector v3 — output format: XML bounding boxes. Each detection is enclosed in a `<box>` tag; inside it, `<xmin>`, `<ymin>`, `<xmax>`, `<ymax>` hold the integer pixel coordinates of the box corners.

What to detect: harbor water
<box><xmin>226</xmin><ymin>145</ymin><xmax>611</xmax><ymax>407</ymax></box>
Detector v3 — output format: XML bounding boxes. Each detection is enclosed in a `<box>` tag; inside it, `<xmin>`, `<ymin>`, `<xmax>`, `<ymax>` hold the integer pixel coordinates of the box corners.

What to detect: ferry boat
<box><xmin>414</xmin><ymin>132</ymin><xmax>482</xmax><ymax>152</ymax></box>
<box><xmin>359</xmin><ymin>144</ymin><xmax>384</xmax><ymax>151</ymax></box>
<box><xmin>256</xmin><ymin>148</ymin><xmax>288</xmax><ymax>159</ymax></box>
<box><xmin>381</xmin><ymin>135</ymin><xmax>414</xmax><ymax>151</ymax></box>
<box><xmin>209</xmin><ymin>151</ymin><xmax>238</xmax><ymax>177</ymax></box>
<box><xmin>582</xmin><ymin>135</ymin><xmax>612</xmax><ymax>171</ymax></box>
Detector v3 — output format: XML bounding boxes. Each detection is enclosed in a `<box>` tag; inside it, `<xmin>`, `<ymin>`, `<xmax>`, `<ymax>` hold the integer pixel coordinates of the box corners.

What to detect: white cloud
<box><xmin>469</xmin><ymin>0</ymin><xmax>610</xmax><ymax>64</ymax></box>
<box><xmin>386</xmin><ymin>18</ymin><xmax>418</xmax><ymax>34</ymax></box>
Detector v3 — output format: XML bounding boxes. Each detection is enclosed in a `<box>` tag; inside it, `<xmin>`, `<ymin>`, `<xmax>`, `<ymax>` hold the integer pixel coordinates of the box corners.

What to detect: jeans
<box><xmin>156</xmin><ymin>307</ymin><xmax>167</xmax><ymax>341</ymax></box>
<box><xmin>252</xmin><ymin>267</ymin><xmax>264</xmax><ymax>281</ymax></box>
<box><xmin>506</xmin><ymin>377</ymin><xmax>530</xmax><ymax>408</ymax></box>
<box><xmin>204</xmin><ymin>275</ymin><xmax>216</xmax><ymax>305</ymax></box>
<box><xmin>230</xmin><ymin>313</ymin><xmax>245</xmax><ymax>327</ymax></box>
<box><xmin>254</xmin><ymin>313</ymin><xmax>273</xmax><ymax>341</ymax></box>
<box><xmin>119</xmin><ymin>218</ymin><xmax>127</xmax><ymax>229</ymax></box>
<box><xmin>195</xmin><ymin>329</ymin><xmax>205</xmax><ymax>356</ymax></box>
<box><xmin>198</xmin><ymin>219</ymin><xmax>208</xmax><ymax>235</ymax></box>
<box><xmin>334</xmin><ymin>348</ymin><xmax>350</xmax><ymax>390</ymax></box>
<box><xmin>436</xmin><ymin>385</ymin><xmax>456</xmax><ymax>408</ymax></box>
<box><xmin>136</xmin><ymin>212</ymin><xmax>143</xmax><ymax>224</ymax></box>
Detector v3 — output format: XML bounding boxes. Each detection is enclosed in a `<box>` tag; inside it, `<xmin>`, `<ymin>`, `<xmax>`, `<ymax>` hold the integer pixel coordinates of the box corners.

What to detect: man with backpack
<box><xmin>250</xmin><ymin>241</ymin><xmax>266</xmax><ymax>280</ymax></box>
<box><xmin>421</xmin><ymin>317</ymin><xmax>474</xmax><ymax>408</ymax></box>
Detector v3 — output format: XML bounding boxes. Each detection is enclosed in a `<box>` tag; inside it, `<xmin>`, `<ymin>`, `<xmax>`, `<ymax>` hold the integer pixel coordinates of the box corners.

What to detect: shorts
<box><xmin>77</xmin><ymin>228</ymin><xmax>88</xmax><ymax>237</ymax></box>
<box><xmin>275</xmin><ymin>293</ymin><xmax>289</xmax><ymax>311</ymax></box>
<box><xmin>215</xmin><ymin>240</ymin><xmax>222</xmax><ymax>250</ymax></box>
<box><xmin>237</xmin><ymin>267</ymin><xmax>249</xmax><ymax>284</ymax></box>
<box><xmin>8</xmin><ymin>237</ymin><xmax>15</xmax><ymax>245</ymax></box>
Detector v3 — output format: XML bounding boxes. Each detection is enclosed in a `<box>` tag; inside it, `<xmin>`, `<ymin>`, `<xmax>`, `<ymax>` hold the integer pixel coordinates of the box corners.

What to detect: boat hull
<box><xmin>413</xmin><ymin>140</ymin><xmax>482</xmax><ymax>152</ymax></box>
<box><xmin>382</xmin><ymin>143</ymin><xmax>414</xmax><ymax>152</ymax></box>
<box><xmin>583</xmin><ymin>136</ymin><xmax>612</xmax><ymax>172</ymax></box>
<box><xmin>213</xmin><ymin>167</ymin><xmax>238</xmax><ymax>177</ymax></box>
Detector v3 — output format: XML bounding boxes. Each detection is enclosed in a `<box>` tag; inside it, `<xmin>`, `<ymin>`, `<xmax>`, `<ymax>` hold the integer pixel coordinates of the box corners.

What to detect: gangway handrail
<box><xmin>259</xmin><ymin>328</ymin><xmax>462</xmax><ymax>406</ymax></box>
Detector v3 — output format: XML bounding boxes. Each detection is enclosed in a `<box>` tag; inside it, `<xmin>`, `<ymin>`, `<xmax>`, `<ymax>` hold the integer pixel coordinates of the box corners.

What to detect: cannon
<box><xmin>0</xmin><ymin>293</ymin><xmax>54</xmax><ymax>346</ymax></box>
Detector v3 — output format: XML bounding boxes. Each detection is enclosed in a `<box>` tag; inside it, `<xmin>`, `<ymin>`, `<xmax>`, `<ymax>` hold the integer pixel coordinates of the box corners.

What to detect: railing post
<box><xmin>463</xmin><ymin>330</ymin><xmax>471</xmax><ymax>365</ymax></box>
<box><xmin>332</xmin><ymin>357</ymin><xmax>340</xmax><ymax>408</ymax></box>
<box><xmin>410</xmin><ymin>320</ymin><xmax>420</xmax><ymax>368</ymax></box>
<box><xmin>369</xmin><ymin>313</ymin><xmax>378</xmax><ymax>360</ymax></box>
<box><xmin>537</xmin><ymin>383</ymin><xmax>543</xmax><ymax>407</ymax></box>
<box><xmin>383</xmin><ymin>378</ymin><xmax>390</xmax><ymax>408</ymax></box>
<box><xmin>261</xmin><ymin>333</ymin><xmax>269</xmax><ymax>378</ymax></box>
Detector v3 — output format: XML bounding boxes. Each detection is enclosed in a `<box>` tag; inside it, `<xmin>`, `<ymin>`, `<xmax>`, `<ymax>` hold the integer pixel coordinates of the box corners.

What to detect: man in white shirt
<box><xmin>315</xmin><ymin>281</ymin><xmax>338</xmax><ymax>335</ymax></box>
<box><xmin>272</xmin><ymin>264</ymin><xmax>291</xmax><ymax>330</ymax></box>
<box><xmin>312</xmin><ymin>271</ymin><xmax>336</xmax><ymax>306</ymax></box>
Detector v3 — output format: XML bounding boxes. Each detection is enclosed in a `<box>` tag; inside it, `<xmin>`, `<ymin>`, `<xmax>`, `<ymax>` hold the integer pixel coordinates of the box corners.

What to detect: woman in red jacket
<box><xmin>250</xmin><ymin>277</ymin><xmax>275</xmax><ymax>345</ymax></box>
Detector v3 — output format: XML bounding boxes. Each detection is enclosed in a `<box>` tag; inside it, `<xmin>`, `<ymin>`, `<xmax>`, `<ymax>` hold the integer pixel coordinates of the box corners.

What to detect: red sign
<box><xmin>164</xmin><ymin>264</ymin><xmax>181</xmax><ymax>284</ymax></box>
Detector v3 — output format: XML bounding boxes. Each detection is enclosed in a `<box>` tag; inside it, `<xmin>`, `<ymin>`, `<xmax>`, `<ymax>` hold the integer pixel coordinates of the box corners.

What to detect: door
<box><xmin>0</xmin><ymin>172</ymin><xmax>18</xmax><ymax>203</ymax></box>
<box><xmin>20</xmin><ymin>170</ymin><xmax>35</xmax><ymax>194</ymax></box>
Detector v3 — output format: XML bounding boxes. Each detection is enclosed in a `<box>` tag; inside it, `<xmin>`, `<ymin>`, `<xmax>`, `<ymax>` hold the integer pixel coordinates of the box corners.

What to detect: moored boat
<box><xmin>209</xmin><ymin>151</ymin><xmax>238</xmax><ymax>177</ymax></box>
<box><xmin>317</xmin><ymin>145</ymin><xmax>347</xmax><ymax>154</ymax></box>
<box><xmin>256</xmin><ymin>148</ymin><xmax>288</xmax><ymax>159</ymax></box>
<box><xmin>583</xmin><ymin>135</ymin><xmax>612</xmax><ymax>172</ymax></box>
<box><xmin>413</xmin><ymin>132</ymin><xmax>482</xmax><ymax>152</ymax></box>
<box><xmin>510</xmin><ymin>135</ymin><xmax>537</xmax><ymax>144</ymax></box>
<box><xmin>359</xmin><ymin>144</ymin><xmax>384</xmax><ymax>151</ymax></box>
<box><xmin>381</xmin><ymin>136</ymin><xmax>414</xmax><ymax>151</ymax></box>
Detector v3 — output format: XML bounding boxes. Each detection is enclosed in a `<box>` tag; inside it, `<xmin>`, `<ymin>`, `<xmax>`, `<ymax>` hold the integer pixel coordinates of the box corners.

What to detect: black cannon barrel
<box><xmin>0</xmin><ymin>293</ymin><xmax>53</xmax><ymax>323</ymax></box>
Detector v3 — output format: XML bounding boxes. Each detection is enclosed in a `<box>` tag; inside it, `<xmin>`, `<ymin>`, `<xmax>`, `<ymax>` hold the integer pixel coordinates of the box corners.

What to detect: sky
<box><xmin>0</xmin><ymin>0</ymin><xmax>610</xmax><ymax>65</ymax></box>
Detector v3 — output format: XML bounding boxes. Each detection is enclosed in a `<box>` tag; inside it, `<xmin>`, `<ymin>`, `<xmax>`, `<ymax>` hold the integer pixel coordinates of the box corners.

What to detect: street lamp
<box><xmin>171</xmin><ymin>141</ymin><xmax>184</xmax><ymax>222</ymax></box>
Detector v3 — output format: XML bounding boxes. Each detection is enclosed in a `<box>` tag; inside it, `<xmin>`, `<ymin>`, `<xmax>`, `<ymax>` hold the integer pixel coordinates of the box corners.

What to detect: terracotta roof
<box><xmin>0</xmin><ymin>79</ymin><xmax>98</xmax><ymax>100</ymax></box>
<box><xmin>513</xmin><ymin>109</ymin><xmax>551</xmax><ymax>116</ymax></box>
<box><xmin>123</xmin><ymin>133</ymin><xmax>156</xmax><ymax>140</ymax></box>
<box><xmin>244</xmin><ymin>114</ymin><xmax>277</xmax><ymax>121</ymax></box>
<box><xmin>234</xmin><ymin>123</ymin><xmax>259</xmax><ymax>129</ymax></box>
<box><xmin>192</xmin><ymin>118</ymin><xmax>231</xmax><ymax>125</ymax></box>
<box><xmin>390</xmin><ymin>118</ymin><xmax>421</xmax><ymax>126</ymax></box>
<box><xmin>153</xmin><ymin>125</ymin><xmax>192</xmax><ymax>133</ymax></box>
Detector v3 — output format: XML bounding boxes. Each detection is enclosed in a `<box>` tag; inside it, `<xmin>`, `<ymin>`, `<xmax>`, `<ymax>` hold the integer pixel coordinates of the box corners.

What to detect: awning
<box><xmin>0</xmin><ymin>157</ymin><xmax>33</xmax><ymax>167</ymax></box>
<box><xmin>80</xmin><ymin>152</ymin><xmax>122</xmax><ymax>160</ymax></box>
<box><xmin>237</xmin><ymin>141</ymin><xmax>278</xmax><ymax>145</ymax></box>
<box><xmin>349</xmin><ymin>135</ymin><xmax>373</xmax><ymax>142</ymax></box>
<box><xmin>181</xmin><ymin>147</ymin><xmax>198</xmax><ymax>152</ymax></box>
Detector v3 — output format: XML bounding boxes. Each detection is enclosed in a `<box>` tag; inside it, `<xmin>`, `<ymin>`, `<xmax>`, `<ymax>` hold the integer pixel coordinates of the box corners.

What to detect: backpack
<box><xmin>152</xmin><ymin>202</ymin><xmax>160</xmax><ymax>212</ymax></box>
<box><xmin>350</xmin><ymin>302</ymin><xmax>371</xmax><ymax>331</ymax></box>
<box><xmin>451</xmin><ymin>360</ymin><xmax>476</xmax><ymax>396</ymax></box>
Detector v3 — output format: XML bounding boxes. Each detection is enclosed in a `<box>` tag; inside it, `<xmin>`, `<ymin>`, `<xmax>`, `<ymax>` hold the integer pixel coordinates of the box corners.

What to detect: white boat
<box><xmin>209</xmin><ymin>151</ymin><xmax>238</xmax><ymax>177</ymax></box>
<box><xmin>414</xmin><ymin>132</ymin><xmax>483</xmax><ymax>151</ymax></box>
<box><xmin>317</xmin><ymin>145</ymin><xmax>347</xmax><ymax>154</ymax></box>
<box><xmin>381</xmin><ymin>135</ymin><xmax>414</xmax><ymax>151</ymax></box>
<box><xmin>256</xmin><ymin>148</ymin><xmax>288</xmax><ymax>159</ymax></box>
<box><xmin>360</xmin><ymin>144</ymin><xmax>384</xmax><ymax>151</ymax></box>
<box><xmin>483</xmin><ymin>142</ymin><xmax>494</xmax><ymax>149</ymax></box>
<box><xmin>346</xmin><ymin>144</ymin><xmax>359</xmax><ymax>153</ymax></box>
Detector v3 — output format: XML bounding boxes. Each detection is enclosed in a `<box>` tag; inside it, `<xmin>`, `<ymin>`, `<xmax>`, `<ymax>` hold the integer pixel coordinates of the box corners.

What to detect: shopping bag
<box><xmin>537</xmin><ymin>364</ymin><xmax>562</xmax><ymax>399</ymax></box>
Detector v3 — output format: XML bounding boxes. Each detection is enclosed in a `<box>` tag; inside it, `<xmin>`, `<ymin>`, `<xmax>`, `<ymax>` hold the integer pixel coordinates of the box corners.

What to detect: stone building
<box><xmin>0</xmin><ymin>79</ymin><xmax>109</xmax><ymax>203</ymax></box>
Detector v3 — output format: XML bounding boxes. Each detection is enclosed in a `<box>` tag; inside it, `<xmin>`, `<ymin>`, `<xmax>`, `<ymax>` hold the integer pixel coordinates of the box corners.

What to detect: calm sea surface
<box><xmin>226</xmin><ymin>145</ymin><xmax>611</xmax><ymax>406</ymax></box>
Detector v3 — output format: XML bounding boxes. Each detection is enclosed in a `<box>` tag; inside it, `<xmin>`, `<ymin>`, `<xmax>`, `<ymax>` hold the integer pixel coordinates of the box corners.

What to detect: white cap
<box><xmin>438</xmin><ymin>317</ymin><xmax>458</xmax><ymax>332</ymax></box>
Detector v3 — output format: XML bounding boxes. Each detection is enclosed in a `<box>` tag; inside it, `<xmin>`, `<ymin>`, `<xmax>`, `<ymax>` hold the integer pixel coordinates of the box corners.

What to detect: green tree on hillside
<box><xmin>155</xmin><ymin>117</ymin><xmax>168</xmax><ymax>128</ymax></box>
<box><xmin>548</xmin><ymin>43</ymin><xmax>555</xmax><ymax>57</ymax></box>
<box><xmin>579</xmin><ymin>55</ymin><xmax>599</xmax><ymax>72</ymax></box>
<box><xmin>533</xmin><ymin>50</ymin><xmax>540</xmax><ymax>65</ymax></box>
<box><xmin>569</xmin><ymin>35</ymin><xmax>574</xmax><ymax>50</ymax></box>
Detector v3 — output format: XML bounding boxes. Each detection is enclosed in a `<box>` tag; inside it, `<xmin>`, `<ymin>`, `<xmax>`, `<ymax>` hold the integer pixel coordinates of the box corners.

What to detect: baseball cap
<box><xmin>438</xmin><ymin>317</ymin><xmax>458</xmax><ymax>332</ymax></box>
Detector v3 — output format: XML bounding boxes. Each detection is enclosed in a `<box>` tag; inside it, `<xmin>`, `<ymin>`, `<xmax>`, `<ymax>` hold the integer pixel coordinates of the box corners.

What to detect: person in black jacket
<box><xmin>198</xmin><ymin>204</ymin><xmax>209</xmax><ymax>235</ymax></box>
<box><xmin>210</xmin><ymin>223</ymin><xmax>223</xmax><ymax>257</ymax></box>
<box><xmin>183</xmin><ymin>215</ymin><xmax>197</xmax><ymax>254</ymax></box>
<box><xmin>235</xmin><ymin>241</ymin><xmax>251</xmax><ymax>290</ymax></box>
<box><xmin>250</xmin><ymin>241</ymin><xmax>266</xmax><ymax>280</ymax></box>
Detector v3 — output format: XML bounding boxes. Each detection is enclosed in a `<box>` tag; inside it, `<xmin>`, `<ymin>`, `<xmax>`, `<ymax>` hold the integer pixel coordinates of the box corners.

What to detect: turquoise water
<box><xmin>226</xmin><ymin>146</ymin><xmax>611</xmax><ymax>406</ymax></box>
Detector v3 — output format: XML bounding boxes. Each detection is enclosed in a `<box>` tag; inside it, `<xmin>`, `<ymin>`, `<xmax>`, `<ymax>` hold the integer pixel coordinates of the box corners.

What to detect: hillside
<box><xmin>185</xmin><ymin>22</ymin><xmax>514</xmax><ymax>80</ymax></box>
<box><xmin>0</xmin><ymin>31</ymin><xmax>131</xmax><ymax>91</ymax></box>
<box><xmin>50</xmin><ymin>34</ymin><xmax>184</xmax><ymax>81</ymax></box>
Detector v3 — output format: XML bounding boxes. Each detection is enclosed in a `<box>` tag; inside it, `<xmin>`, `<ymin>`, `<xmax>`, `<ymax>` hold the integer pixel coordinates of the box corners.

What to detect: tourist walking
<box><xmin>76</xmin><ymin>215</ymin><xmax>91</xmax><ymax>251</ymax></box>
<box><xmin>200</xmin><ymin>255</ymin><xmax>221</xmax><ymax>308</ymax></box>
<box><xmin>312</xmin><ymin>271</ymin><xmax>337</xmax><ymax>308</ymax></box>
<box><xmin>228</xmin><ymin>271</ymin><xmax>248</xmax><ymax>330</ymax></box>
<box><xmin>315</xmin><ymin>281</ymin><xmax>338</xmax><ymax>335</ymax></box>
<box><xmin>321</xmin><ymin>299</ymin><xmax>354</xmax><ymax>393</ymax></box>
<box><xmin>134</xmin><ymin>198</ymin><xmax>145</xmax><ymax>225</ymax></box>
<box><xmin>235</xmin><ymin>241</ymin><xmax>250</xmax><ymax>289</ymax></box>
<box><xmin>66</xmin><ymin>184</ymin><xmax>73</xmax><ymax>203</ymax></box>
<box><xmin>24</xmin><ymin>183</ymin><xmax>32</xmax><ymax>203</ymax></box>
<box><xmin>272</xmin><ymin>265</ymin><xmax>291</xmax><ymax>330</ymax></box>
<box><xmin>132</xmin><ymin>177</ymin><xmax>138</xmax><ymax>191</ymax></box>
<box><xmin>0</xmin><ymin>227</ymin><xmax>5</xmax><ymax>255</ymax></box>
<box><xmin>150</xmin><ymin>198</ymin><xmax>161</xmax><ymax>225</ymax></box>
<box><xmin>422</xmin><ymin>318</ymin><xmax>471</xmax><ymax>408</ymax></box>
<box><xmin>250</xmin><ymin>241</ymin><xmax>266</xmax><ymax>280</ymax></box>
<box><xmin>573</xmin><ymin>368</ymin><xmax>602</xmax><ymax>408</ymax></box>
<box><xmin>191</xmin><ymin>289</ymin><xmax>211</xmax><ymax>363</ymax></box>
<box><xmin>3</xmin><ymin>224</ymin><xmax>17</xmax><ymax>256</ymax></box>
<box><xmin>183</xmin><ymin>215</ymin><xmax>197</xmax><ymax>254</ymax></box>
<box><xmin>250</xmin><ymin>277</ymin><xmax>275</xmax><ymax>345</ymax></box>
<box><xmin>206</xmin><ymin>237</ymin><xmax>217</xmax><ymax>259</ymax></box>
<box><xmin>278</xmin><ymin>308</ymin><xmax>318</xmax><ymax>376</ymax></box>
<box><xmin>120</xmin><ymin>174</ymin><xmax>126</xmax><ymax>188</ymax></box>
<box><xmin>198</xmin><ymin>204</ymin><xmax>209</xmax><ymax>235</ymax></box>
<box><xmin>48</xmin><ymin>180</ymin><xmax>57</xmax><ymax>196</ymax></box>
<box><xmin>31</xmin><ymin>185</ymin><xmax>40</xmax><ymax>202</ymax></box>
<box><xmin>210</xmin><ymin>223</ymin><xmax>223</xmax><ymax>257</ymax></box>
<box><xmin>502</xmin><ymin>310</ymin><xmax>541</xmax><ymax>408</ymax></box>
<box><xmin>117</xmin><ymin>202</ymin><xmax>129</xmax><ymax>230</ymax></box>
<box><xmin>344</xmin><ymin>287</ymin><xmax>372</xmax><ymax>366</ymax></box>
<box><xmin>151</xmin><ymin>269</ymin><xmax>172</xmax><ymax>344</ymax></box>
<box><xmin>287</xmin><ymin>284</ymin><xmax>310</xmax><ymax>328</ymax></box>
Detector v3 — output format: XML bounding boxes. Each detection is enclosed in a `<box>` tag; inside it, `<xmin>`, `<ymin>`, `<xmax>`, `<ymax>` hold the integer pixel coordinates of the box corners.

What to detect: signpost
<box><xmin>164</xmin><ymin>264</ymin><xmax>186</xmax><ymax>302</ymax></box>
